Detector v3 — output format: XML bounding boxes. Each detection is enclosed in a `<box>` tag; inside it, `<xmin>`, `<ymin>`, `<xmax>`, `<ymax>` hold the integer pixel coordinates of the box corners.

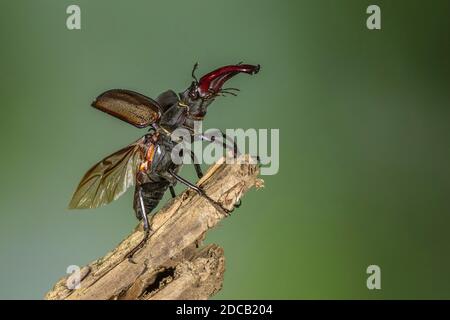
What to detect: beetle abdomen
<box><xmin>132</xmin><ymin>181</ymin><xmax>170</xmax><ymax>220</ymax></box>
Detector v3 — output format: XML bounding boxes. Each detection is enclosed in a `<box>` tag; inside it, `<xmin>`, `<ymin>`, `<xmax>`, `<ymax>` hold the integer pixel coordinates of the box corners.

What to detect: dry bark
<box><xmin>45</xmin><ymin>155</ymin><xmax>263</xmax><ymax>300</ymax></box>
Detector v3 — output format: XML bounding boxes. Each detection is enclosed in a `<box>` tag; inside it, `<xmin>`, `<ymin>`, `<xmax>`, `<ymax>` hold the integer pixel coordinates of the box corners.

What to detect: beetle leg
<box><xmin>127</xmin><ymin>187</ymin><xmax>151</xmax><ymax>262</ymax></box>
<box><xmin>138</xmin><ymin>187</ymin><xmax>150</xmax><ymax>231</ymax></box>
<box><xmin>192</xmin><ymin>133</ymin><xmax>243</xmax><ymax>210</ymax></box>
<box><xmin>168</xmin><ymin>169</ymin><xmax>232</xmax><ymax>216</ymax></box>
<box><xmin>195</xmin><ymin>132</ymin><xmax>240</xmax><ymax>159</ymax></box>
<box><xmin>190</xmin><ymin>150</ymin><xmax>203</xmax><ymax>179</ymax></box>
<box><xmin>194</xmin><ymin>163</ymin><xmax>203</xmax><ymax>179</ymax></box>
<box><xmin>220</xmin><ymin>131</ymin><xmax>239</xmax><ymax>158</ymax></box>
<box><xmin>169</xmin><ymin>186</ymin><xmax>176</xmax><ymax>198</ymax></box>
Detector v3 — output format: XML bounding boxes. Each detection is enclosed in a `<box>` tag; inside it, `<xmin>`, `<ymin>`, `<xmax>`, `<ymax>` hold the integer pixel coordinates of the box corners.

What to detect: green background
<box><xmin>0</xmin><ymin>0</ymin><xmax>449</xmax><ymax>299</ymax></box>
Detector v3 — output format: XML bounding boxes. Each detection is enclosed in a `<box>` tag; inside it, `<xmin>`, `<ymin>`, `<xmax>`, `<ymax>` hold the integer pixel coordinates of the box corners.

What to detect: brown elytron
<box><xmin>92</xmin><ymin>89</ymin><xmax>161</xmax><ymax>128</ymax></box>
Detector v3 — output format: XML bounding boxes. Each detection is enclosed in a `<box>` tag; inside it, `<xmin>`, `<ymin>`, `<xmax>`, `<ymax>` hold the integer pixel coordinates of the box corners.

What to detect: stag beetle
<box><xmin>69</xmin><ymin>63</ymin><xmax>260</xmax><ymax>258</ymax></box>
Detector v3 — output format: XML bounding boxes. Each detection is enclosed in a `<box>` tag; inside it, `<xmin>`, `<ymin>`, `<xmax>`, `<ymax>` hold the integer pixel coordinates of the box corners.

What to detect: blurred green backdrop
<box><xmin>0</xmin><ymin>0</ymin><xmax>449</xmax><ymax>299</ymax></box>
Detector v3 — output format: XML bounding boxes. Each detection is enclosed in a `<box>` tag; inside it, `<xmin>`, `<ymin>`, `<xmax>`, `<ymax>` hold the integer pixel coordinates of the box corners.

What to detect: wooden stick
<box><xmin>46</xmin><ymin>155</ymin><xmax>263</xmax><ymax>300</ymax></box>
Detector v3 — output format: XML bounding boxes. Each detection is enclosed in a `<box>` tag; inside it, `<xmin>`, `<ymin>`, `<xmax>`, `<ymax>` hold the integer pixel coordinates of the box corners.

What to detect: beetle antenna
<box><xmin>191</xmin><ymin>62</ymin><xmax>199</xmax><ymax>83</ymax></box>
<box><xmin>220</xmin><ymin>90</ymin><xmax>238</xmax><ymax>97</ymax></box>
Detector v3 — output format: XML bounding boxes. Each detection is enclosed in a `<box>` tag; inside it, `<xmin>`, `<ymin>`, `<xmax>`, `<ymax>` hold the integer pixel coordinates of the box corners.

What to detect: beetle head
<box><xmin>179</xmin><ymin>63</ymin><xmax>260</xmax><ymax>120</ymax></box>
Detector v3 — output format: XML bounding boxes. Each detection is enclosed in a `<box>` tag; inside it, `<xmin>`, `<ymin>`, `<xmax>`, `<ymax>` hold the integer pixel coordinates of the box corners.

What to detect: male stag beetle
<box><xmin>69</xmin><ymin>62</ymin><xmax>260</xmax><ymax>258</ymax></box>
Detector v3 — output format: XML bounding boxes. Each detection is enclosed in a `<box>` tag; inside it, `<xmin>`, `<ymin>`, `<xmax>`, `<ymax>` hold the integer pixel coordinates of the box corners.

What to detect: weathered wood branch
<box><xmin>46</xmin><ymin>155</ymin><xmax>263</xmax><ymax>300</ymax></box>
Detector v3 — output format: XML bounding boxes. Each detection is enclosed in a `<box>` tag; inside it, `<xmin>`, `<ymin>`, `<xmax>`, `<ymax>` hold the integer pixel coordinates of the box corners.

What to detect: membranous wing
<box><xmin>92</xmin><ymin>89</ymin><xmax>161</xmax><ymax>128</ymax></box>
<box><xmin>69</xmin><ymin>137</ymin><xmax>145</xmax><ymax>209</ymax></box>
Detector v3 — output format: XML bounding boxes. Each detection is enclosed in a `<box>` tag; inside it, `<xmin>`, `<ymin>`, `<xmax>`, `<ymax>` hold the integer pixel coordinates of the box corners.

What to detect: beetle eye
<box><xmin>189</xmin><ymin>82</ymin><xmax>198</xmax><ymax>99</ymax></box>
